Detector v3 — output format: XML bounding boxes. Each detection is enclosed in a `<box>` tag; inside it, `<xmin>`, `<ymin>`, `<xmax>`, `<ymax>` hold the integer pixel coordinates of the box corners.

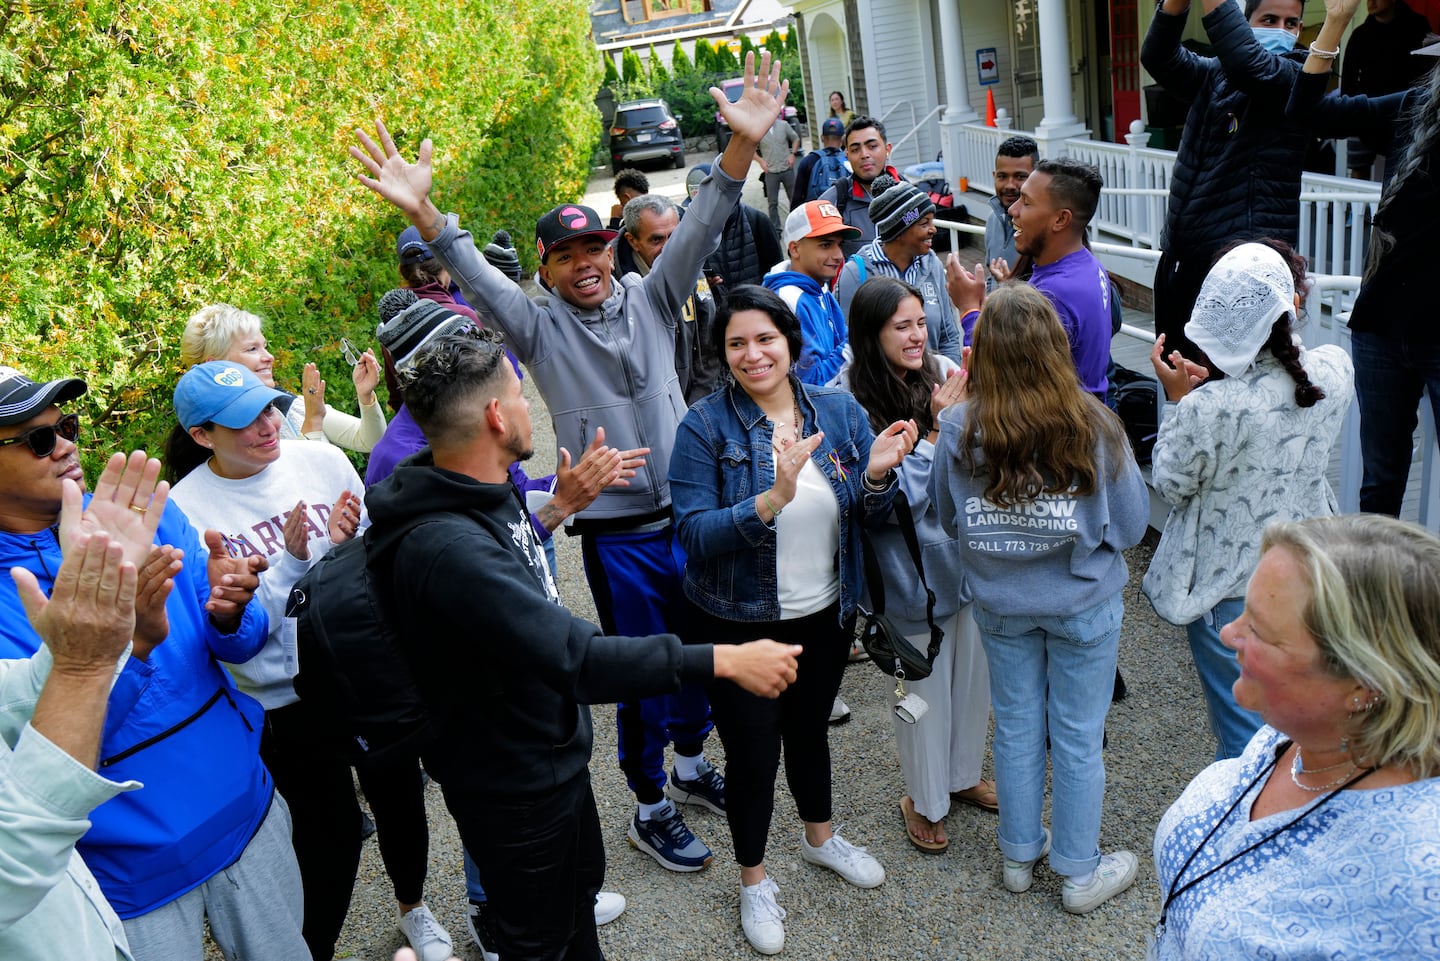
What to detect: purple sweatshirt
<box><xmin>1030</xmin><ymin>248</ymin><xmax>1111</xmax><ymax>399</ymax></box>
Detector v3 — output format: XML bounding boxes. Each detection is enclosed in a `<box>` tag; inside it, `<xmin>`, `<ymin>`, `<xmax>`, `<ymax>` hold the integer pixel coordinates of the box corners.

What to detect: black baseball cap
<box><xmin>0</xmin><ymin>366</ymin><xmax>87</xmax><ymax>427</ymax></box>
<box><xmin>534</xmin><ymin>205</ymin><xmax>617</xmax><ymax>263</ymax></box>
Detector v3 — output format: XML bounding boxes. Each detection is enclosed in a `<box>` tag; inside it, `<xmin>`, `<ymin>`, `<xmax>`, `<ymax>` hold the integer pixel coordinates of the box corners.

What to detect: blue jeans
<box><xmin>1185</xmin><ymin>597</ymin><xmax>1262</xmax><ymax>761</ymax></box>
<box><xmin>973</xmin><ymin>593</ymin><xmax>1123</xmax><ymax>878</ymax></box>
<box><xmin>1352</xmin><ymin>329</ymin><xmax>1440</xmax><ymax>516</ymax></box>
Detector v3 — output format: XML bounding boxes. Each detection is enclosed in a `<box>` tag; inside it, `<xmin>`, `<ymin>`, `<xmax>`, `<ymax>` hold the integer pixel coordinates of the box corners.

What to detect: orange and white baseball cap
<box><xmin>783</xmin><ymin>200</ymin><xmax>863</xmax><ymax>247</ymax></box>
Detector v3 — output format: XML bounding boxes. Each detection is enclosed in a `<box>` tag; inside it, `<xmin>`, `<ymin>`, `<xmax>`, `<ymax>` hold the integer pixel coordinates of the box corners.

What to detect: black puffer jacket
<box><xmin>1288</xmin><ymin>70</ymin><xmax>1431</xmax><ymax>342</ymax></box>
<box><xmin>1142</xmin><ymin>1</ymin><xmax>1310</xmax><ymax>260</ymax></box>
<box><xmin>695</xmin><ymin>201</ymin><xmax>782</xmax><ymax>304</ymax></box>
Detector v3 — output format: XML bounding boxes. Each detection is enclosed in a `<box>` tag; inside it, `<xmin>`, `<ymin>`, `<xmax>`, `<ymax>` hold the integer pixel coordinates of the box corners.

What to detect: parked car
<box><xmin>714</xmin><ymin>78</ymin><xmax>802</xmax><ymax>150</ymax></box>
<box><xmin>610</xmin><ymin>98</ymin><xmax>686</xmax><ymax>170</ymax></box>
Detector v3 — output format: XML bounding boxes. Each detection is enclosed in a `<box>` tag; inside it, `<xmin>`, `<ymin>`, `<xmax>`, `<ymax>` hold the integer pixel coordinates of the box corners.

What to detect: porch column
<box><xmin>936</xmin><ymin>0</ymin><xmax>979</xmax><ymax>195</ymax></box>
<box><xmin>1033</xmin><ymin>0</ymin><xmax>1087</xmax><ymax>145</ymax></box>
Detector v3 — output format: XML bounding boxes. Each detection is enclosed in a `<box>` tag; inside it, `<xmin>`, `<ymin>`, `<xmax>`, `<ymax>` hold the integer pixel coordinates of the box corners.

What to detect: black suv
<box><xmin>610</xmin><ymin>99</ymin><xmax>685</xmax><ymax>170</ymax></box>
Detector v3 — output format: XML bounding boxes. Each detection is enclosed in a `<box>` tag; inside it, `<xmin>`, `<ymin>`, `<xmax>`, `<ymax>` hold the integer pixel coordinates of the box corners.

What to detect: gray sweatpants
<box><xmin>122</xmin><ymin>794</ymin><xmax>309</xmax><ymax>961</ymax></box>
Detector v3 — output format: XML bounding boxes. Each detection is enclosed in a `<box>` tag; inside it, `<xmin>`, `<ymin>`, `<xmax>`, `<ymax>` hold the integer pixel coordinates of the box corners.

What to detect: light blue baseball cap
<box><xmin>174</xmin><ymin>361</ymin><xmax>293</xmax><ymax>430</ymax></box>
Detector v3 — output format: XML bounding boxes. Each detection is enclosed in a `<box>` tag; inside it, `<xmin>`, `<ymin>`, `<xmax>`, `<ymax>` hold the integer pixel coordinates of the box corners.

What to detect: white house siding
<box><xmin>858</xmin><ymin>0</ymin><xmax>942</xmax><ymax>167</ymax></box>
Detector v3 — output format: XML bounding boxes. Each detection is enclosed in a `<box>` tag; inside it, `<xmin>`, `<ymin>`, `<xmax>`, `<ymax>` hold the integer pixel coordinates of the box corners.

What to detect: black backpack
<box><xmin>288</xmin><ymin>530</ymin><xmax>436</xmax><ymax>762</ymax></box>
<box><xmin>1109</xmin><ymin>364</ymin><xmax>1160</xmax><ymax>465</ymax></box>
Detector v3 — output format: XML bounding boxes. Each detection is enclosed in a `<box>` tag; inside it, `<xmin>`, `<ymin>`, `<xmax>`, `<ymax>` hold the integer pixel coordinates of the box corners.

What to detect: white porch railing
<box><xmin>946</xmin><ymin>121</ymin><xmax>1382</xmax><ymax>316</ymax></box>
<box><xmin>931</xmin><ymin>219</ymin><xmax>1438</xmax><ymax>533</ymax></box>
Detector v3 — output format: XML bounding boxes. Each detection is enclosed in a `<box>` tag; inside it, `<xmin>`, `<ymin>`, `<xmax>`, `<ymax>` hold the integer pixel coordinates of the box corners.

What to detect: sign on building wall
<box><xmin>976</xmin><ymin>47</ymin><xmax>999</xmax><ymax>86</ymax></box>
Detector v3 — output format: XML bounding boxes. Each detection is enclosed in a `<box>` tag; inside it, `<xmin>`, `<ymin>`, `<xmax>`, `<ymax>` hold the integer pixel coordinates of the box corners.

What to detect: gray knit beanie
<box><xmin>869</xmin><ymin>173</ymin><xmax>934</xmax><ymax>243</ymax></box>
<box><xmin>375</xmin><ymin>300</ymin><xmax>472</xmax><ymax>370</ymax></box>
<box><xmin>376</xmin><ymin>287</ymin><xmax>420</xmax><ymax>327</ymax></box>
<box><xmin>483</xmin><ymin>229</ymin><xmax>523</xmax><ymax>282</ymax></box>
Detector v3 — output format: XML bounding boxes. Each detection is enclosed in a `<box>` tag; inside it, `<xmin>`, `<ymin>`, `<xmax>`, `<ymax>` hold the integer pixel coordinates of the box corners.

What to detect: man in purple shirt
<box><xmin>947</xmin><ymin>159</ymin><xmax>1112</xmax><ymax>401</ymax></box>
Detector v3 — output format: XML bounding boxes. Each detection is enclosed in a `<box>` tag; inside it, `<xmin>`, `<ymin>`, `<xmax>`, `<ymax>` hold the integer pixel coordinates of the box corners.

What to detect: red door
<box><xmin>1111</xmin><ymin>0</ymin><xmax>1141</xmax><ymax>142</ymax></box>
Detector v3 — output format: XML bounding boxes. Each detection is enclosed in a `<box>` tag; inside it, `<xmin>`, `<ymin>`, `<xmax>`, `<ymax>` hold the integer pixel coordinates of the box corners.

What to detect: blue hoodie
<box><xmin>762</xmin><ymin>268</ymin><xmax>848</xmax><ymax>386</ymax></box>
<box><xmin>0</xmin><ymin>498</ymin><xmax>271</xmax><ymax>918</ymax></box>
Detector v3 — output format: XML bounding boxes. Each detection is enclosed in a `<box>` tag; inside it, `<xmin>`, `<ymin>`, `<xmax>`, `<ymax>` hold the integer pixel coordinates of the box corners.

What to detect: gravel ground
<box><xmin>220</xmin><ymin>161</ymin><xmax>1218</xmax><ymax>960</ymax></box>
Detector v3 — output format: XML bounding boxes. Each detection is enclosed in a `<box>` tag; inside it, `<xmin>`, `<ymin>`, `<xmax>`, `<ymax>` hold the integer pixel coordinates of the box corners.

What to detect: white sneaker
<box><xmin>828</xmin><ymin>696</ymin><xmax>851</xmax><ymax>725</ymax></box>
<box><xmin>1062</xmin><ymin>850</ymin><xmax>1139</xmax><ymax>914</ymax></box>
<box><xmin>739</xmin><ymin>877</ymin><xmax>786</xmax><ymax>955</ymax></box>
<box><xmin>799</xmin><ymin>832</ymin><xmax>885</xmax><ymax>888</ymax></box>
<box><xmin>397</xmin><ymin>903</ymin><xmax>455</xmax><ymax>961</ymax></box>
<box><xmin>1002</xmin><ymin>827</ymin><xmax>1051</xmax><ymax>893</ymax></box>
<box><xmin>594</xmin><ymin>890</ymin><xmax>626</xmax><ymax>926</ymax></box>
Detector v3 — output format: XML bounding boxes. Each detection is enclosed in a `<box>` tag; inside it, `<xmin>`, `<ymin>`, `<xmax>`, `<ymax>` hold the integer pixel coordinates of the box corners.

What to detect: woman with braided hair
<box><xmin>1144</xmin><ymin>239</ymin><xmax>1353</xmax><ymax>761</ymax></box>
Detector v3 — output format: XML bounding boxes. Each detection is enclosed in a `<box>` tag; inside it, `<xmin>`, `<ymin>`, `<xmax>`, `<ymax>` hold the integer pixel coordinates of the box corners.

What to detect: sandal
<box><xmin>952</xmin><ymin>779</ymin><xmax>999</xmax><ymax>813</ymax></box>
<box><xmin>900</xmin><ymin>795</ymin><xmax>948</xmax><ymax>854</ymax></box>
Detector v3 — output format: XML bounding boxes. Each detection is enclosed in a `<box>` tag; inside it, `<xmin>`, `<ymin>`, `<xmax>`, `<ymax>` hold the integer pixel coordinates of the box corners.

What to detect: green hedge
<box><xmin>1</xmin><ymin>0</ymin><xmax>598</xmax><ymax>474</ymax></box>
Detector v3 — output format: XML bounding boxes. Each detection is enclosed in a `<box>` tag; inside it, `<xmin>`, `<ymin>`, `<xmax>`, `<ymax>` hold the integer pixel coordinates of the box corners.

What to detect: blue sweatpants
<box><xmin>580</xmin><ymin>524</ymin><xmax>712</xmax><ymax>803</ymax></box>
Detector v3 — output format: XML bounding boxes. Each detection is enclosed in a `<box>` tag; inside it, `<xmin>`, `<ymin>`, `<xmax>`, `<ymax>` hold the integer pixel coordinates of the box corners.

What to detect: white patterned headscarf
<box><xmin>1184</xmin><ymin>243</ymin><xmax>1294</xmax><ymax>377</ymax></box>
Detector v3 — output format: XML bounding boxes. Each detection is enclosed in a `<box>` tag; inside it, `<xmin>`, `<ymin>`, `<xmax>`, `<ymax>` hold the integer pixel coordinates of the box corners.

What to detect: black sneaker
<box><xmin>626</xmin><ymin>800</ymin><xmax>714</xmax><ymax>872</ymax></box>
<box><xmin>465</xmin><ymin>899</ymin><xmax>500</xmax><ymax>961</ymax></box>
<box><xmin>665</xmin><ymin>759</ymin><xmax>726</xmax><ymax>814</ymax></box>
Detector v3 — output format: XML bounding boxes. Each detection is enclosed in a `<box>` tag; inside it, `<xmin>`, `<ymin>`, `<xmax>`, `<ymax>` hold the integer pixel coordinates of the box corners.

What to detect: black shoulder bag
<box><xmin>856</xmin><ymin>492</ymin><xmax>944</xmax><ymax>682</ymax></box>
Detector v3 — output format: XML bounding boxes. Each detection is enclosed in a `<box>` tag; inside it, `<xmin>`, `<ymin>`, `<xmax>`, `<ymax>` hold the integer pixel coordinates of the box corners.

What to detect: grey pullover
<box><xmin>931</xmin><ymin>401</ymin><xmax>1149</xmax><ymax>617</ymax></box>
<box><xmin>426</xmin><ymin>161</ymin><xmax>744</xmax><ymax>524</ymax></box>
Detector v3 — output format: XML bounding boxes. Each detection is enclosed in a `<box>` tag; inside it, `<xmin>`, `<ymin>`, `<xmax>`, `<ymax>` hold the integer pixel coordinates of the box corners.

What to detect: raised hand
<box><xmin>867</xmin><ymin>419</ymin><xmax>920</xmax><ymax>480</ymax></box>
<box><xmin>771</xmin><ymin>431</ymin><xmax>825</xmax><ymax>508</ymax></box>
<box><xmin>132</xmin><ymin>544</ymin><xmax>182</xmax><ymax>660</ymax></box>
<box><xmin>352</xmin><ymin>349</ymin><xmax>381</xmax><ymax>406</ymax></box>
<box><xmin>989</xmin><ymin>257</ymin><xmax>1014</xmax><ymax>283</ymax></box>
<box><xmin>946</xmin><ymin>255</ymin><xmax>986</xmax><ymax>315</ymax></box>
<box><xmin>710</xmin><ymin>51</ymin><xmax>788</xmax><ymax>147</ymax></box>
<box><xmin>549</xmin><ymin>427</ymin><xmax>649</xmax><ymax>516</ymax></box>
<box><xmin>1150</xmin><ymin>333</ymin><xmax>1209</xmax><ymax>401</ymax></box>
<box><xmin>60</xmin><ymin>452</ymin><xmax>167</xmax><ymax>570</ymax></box>
<box><xmin>327</xmin><ymin>490</ymin><xmax>362</xmax><ymax>545</ymax></box>
<box><xmin>283</xmin><ymin>500</ymin><xmax>313</xmax><ymax>560</ymax></box>
<box><xmin>351</xmin><ymin>119</ymin><xmax>437</xmax><ymax>224</ymax></box>
<box><xmin>14</xmin><ymin>531</ymin><xmax>136</xmax><ymax>678</ymax></box>
<box><xmin>713</xmin><ymin>639</ymin><xmax>802</xmax><ymax>698</ymax></box>
<box><xmin>202</xmin><ymin>529</ymin><xmax>268</xmax><ymax>632</ymax></box>
<box><xmin>302</xmin><ymin>363</ymin><xmax>327</xmax><ymax>434</ymax></box>
<box><xmin>929</xmin><ymin>365</ymin><xmax>969</xmax><ymax>422</ymax></box>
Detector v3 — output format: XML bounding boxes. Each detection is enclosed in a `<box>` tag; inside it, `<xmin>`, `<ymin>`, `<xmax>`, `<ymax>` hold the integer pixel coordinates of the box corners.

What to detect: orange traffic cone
<box><xmin>985</xmin><ymin>89</ymin><xmax>997</xmax><ymax>128</ymax></box>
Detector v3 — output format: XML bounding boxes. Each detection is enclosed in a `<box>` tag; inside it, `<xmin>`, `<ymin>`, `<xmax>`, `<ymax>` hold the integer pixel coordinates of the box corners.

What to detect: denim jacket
<box><xmin>670</xmin><ymin>375</ymin><xmax>896</xmax><ymax>624</ymax></box>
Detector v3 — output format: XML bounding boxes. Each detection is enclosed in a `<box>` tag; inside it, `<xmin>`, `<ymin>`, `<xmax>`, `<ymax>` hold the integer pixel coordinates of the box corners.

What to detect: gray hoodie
<box><xmin>931</xmin><ymin>401</ymin><xmax>1149</xmax><ymax>617</ymax></box>
<box><xmin>425</xmin><ymin>162</ymin><xmax>743</xmax><ymax>524</ymax></box>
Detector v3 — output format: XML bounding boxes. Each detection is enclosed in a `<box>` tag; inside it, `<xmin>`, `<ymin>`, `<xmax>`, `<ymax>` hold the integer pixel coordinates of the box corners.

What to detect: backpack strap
<box><xmin>848</xmin><ymin>253</ymin><xmax>867</xmax><ymax>284</ymax></box>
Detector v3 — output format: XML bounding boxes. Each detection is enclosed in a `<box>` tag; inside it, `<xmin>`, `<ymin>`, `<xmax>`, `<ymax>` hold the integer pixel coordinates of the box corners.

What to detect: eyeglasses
<box><xmin>0</xmin><ymin>413</ymin><xmax>82</xmax><ymax>457</ymax></box>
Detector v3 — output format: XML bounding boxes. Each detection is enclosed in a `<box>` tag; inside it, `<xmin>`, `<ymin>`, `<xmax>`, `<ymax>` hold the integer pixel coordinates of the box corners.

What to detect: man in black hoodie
<box><xmin>364</xmin><ymin>331</ymin><xmax>801</xmax><ymax>961</ymax></box>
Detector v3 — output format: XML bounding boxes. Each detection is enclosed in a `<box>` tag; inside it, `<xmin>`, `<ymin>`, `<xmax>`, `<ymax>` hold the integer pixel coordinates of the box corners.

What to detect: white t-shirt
<box><xmin>170</xmin><ymin>440</ymin><xmax>367</xmax><ymax>709</ymax></box>
<box><xmin>776</xmin><ymin>457</ymin><xmax>840</xmax><ymax>619</ymax></box>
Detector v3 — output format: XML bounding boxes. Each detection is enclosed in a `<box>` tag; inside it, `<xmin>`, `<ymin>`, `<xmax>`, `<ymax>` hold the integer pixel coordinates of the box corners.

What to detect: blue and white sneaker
<box><xmin>627</xmin><ymin>800</ymin><xmax>714</xmax><ymax>872</ymax></box>
<box><xmin>665</xmin><ymin>759</ymin><xmax>726</xmax><ymax>814</ymax></box>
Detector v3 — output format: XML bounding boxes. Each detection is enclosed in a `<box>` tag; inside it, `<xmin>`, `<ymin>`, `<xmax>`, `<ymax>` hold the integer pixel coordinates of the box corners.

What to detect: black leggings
<box><xmin>263</xmin><ymin>703</ymin><xmax>435</xmax><ymax>960</ymax></box>
<box><xmin>694</xmin><ymin>602</ymin><xmax>851</xmax><ymax>868</ymax></box>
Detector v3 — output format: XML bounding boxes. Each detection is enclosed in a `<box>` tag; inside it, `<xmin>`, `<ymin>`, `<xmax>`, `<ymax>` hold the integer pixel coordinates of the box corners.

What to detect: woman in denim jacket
<box><xmin>670</xmin><ymin>285</ymin><xmax>916</xmax><ymax>955</ymax></box>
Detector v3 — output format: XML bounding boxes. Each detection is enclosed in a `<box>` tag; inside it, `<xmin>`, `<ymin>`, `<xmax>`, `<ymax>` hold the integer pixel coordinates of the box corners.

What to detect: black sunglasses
<box><xmin>0</xmin><ymin>413</ymin><xmax>82</xmax><ymax>457</ymax></box>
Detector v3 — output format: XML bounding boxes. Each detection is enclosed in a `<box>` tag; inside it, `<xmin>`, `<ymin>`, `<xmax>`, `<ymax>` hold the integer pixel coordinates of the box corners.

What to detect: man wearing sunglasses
<box><xmin>0</xmin><ymin>367</ymin><xmax>311</xmax><ymax>961</ymax></box>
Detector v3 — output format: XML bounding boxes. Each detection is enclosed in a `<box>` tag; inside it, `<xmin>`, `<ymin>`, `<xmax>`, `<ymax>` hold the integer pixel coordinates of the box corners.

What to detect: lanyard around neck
<box><xmin>1159</xmin><ymin>742</ymin><xmax>1376</xmax><ymax>930</ymax></box>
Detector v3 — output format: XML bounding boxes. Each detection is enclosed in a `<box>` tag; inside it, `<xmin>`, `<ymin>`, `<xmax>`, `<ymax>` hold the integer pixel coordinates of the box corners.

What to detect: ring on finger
<box><xmin>128</xmin><ymin>504</ymin><xmax>147</xmax><ymax>514</ymax></box>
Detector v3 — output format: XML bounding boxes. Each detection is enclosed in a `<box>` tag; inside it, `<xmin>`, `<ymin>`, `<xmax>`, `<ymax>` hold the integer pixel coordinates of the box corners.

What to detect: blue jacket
<box><xmin>670</xmin><ymin>376</ymin><xmax>896</xmax><ymax>623</ymax></box>
<box><xmin>0</xmin><ymin>499</ymin><xmax>271</xmax><ymax>918</ymax></box>
<box><xmin>762</xmin><ymin>269</ymin><xmax>849</xmax><ymax>385</ymax></box>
